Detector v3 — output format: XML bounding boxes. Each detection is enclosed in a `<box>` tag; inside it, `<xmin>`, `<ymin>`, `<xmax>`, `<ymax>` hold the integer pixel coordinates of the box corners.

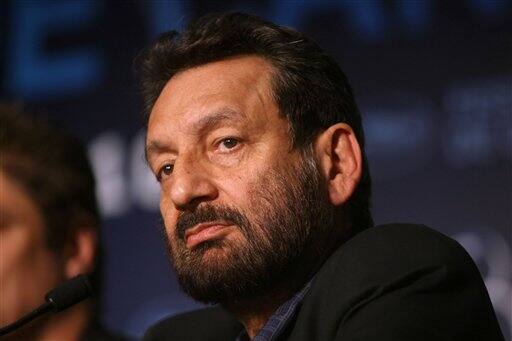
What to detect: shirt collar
<box><xmin>235</xmin><ymin>280</ymin><xmax>312</xmax><ymax>341</ymax></box>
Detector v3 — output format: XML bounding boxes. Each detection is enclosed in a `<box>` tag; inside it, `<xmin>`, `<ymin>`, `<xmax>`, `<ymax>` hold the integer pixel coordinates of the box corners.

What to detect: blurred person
<box><xmin>0</xmin><ymin>105</ymin><xmax>127</xmax><ymax>340</ymax></box>
<box><xmin>140</xmin><ymin>13</ymin><xmax>503</xmax><ymax>341</ymax></box>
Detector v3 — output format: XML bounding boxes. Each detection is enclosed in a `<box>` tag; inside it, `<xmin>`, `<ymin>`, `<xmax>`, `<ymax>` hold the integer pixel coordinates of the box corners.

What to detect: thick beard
<box><xmin>161</xmin><ymin>150</ymin><xmax>335</xmax><ymax>304</ymax></box>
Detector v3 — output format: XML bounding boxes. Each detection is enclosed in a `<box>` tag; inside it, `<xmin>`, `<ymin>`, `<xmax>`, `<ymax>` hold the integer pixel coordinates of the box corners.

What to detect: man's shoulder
<box><xmin>340</xmin><ymin>223</ymin><xmax>469</xmax><ymax>265</ymax></box>
<box><xmin>314</xmin><ymin>223</ymin><xmax>480</xmax><ymax>298</ymax></box>
<box><xmin>143</xmin><ymin>306</ymin><xmax>242</xmax><ymax>341</ymax></box>
<box><xmin>291</xmin><ymin>223</ymin><xmax>503</xmax><ymax>340</ymax></box>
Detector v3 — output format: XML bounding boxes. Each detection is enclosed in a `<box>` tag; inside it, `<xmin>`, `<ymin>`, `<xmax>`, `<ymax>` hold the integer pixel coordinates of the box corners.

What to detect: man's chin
<box><xmin>173</xmin><ymin>245</ymin><xmax>247</xmax><ymax>304</ymax></box>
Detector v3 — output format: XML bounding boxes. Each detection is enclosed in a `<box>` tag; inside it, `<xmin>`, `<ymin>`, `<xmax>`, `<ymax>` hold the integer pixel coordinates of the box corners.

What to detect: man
<box><xmin>0</xmin><ymin>106</ymin><xmax>126</xmax><ymax>340</ymax></box>
<box><xmin>140</xmin><ymin>13</ymin><xmax>503</xmax><ymax>340</ymax></box>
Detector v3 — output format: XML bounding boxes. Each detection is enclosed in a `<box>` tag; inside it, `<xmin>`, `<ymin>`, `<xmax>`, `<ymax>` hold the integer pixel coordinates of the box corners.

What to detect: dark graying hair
<box><xmin>138</xmin><ymin>12</ymin><xmax>373</xmax><ymax>230</ymax></box>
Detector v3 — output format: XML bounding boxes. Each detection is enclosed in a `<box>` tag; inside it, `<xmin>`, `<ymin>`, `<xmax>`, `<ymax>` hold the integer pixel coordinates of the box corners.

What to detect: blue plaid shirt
<box><xmin>235</xmin><ymin>281</ymin><xmax>312</xmax><ymax>341</ymax></box>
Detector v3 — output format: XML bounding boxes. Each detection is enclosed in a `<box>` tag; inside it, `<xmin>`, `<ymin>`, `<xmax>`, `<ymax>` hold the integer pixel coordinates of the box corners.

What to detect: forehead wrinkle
<box><xmin>191</xmin><ymin>107</ymin><xmax>246</xmax><ymax>136</ymax></box>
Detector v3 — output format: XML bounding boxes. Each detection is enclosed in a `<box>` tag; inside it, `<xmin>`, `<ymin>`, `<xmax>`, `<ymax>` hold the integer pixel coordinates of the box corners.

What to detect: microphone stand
<box><xmin>0</xmin><ymin>302</ymin><xmax>53</xmax><ymax>336</ymax></box>
<box><xmin>0</xmin><ymin>274</ymin><xmax>93</xmax><ymax>336</ymax></box>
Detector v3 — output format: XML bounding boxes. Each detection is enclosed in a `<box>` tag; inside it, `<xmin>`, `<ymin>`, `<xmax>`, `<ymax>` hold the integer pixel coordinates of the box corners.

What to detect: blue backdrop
<box><xmin>1</xmin><ymin>0</ymin><xmax>511</xmax><ymax>339</ymax></box>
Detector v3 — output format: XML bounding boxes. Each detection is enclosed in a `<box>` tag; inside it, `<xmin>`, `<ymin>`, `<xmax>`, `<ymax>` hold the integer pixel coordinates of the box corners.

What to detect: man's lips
<box><xmin>184</xmin><ymin>222</ymin><xmax>234</xmax><ymax>249</ymax></box>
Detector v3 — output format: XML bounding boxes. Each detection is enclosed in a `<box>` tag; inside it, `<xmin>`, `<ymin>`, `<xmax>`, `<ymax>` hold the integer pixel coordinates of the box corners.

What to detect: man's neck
<box><xmin>224</xmin><ymin>247</ymin><xmax>332</xmax><ymax>338</ymax></box>
<box><xmin>224</xmin><ymin>287</ymin><xmax>295</xmax><ymax>339</ymax></box>
<box><xmin>225</xmin><ymin>219</ymin><xmax>353</xmax><ymax>338</ymax></box>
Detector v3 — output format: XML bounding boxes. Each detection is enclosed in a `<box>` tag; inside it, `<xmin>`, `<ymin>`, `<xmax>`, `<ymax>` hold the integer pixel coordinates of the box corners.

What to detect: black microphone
<box><xmin>0</xmin><ymin>274</ymin><xmax>94</xmax><ymax>336</ymax></box>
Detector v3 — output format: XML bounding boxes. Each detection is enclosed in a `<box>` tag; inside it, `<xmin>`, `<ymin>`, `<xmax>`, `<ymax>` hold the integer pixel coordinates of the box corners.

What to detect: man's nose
<box><xmin>168</xmin><ymin>157</ymin><xmax>218</xmax><ymax>210</ymax></box>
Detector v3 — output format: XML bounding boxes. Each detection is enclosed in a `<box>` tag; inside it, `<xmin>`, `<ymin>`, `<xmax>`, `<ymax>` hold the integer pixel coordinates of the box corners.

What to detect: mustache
<box><xmin>176</xmin><ymin>204</ymin><xmax>250</xmax><ymax>240</ymax></box>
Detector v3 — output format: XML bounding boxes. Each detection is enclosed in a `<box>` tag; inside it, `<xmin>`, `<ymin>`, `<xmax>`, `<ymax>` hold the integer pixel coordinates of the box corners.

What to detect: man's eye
<box><xmin>157</xmin><ymin>164</ymin><xmax>174</xmax><ymax>182</ymax></box>
<box><xmin>219</xmin><ymin>138</ymin><xmax>239</xmax><ymax>151</ymax></box>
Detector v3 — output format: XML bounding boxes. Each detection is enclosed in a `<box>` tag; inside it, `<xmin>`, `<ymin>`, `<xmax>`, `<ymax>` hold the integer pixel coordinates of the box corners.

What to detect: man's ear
<box><xmin>64</xmin><ymin>227</ymin><xmax>97</xmax><ymax>279</ymax></box>
<box><xmin>314</xmin><ymin>123</ymin><xmax>362</xmax><ymax>206</ymax></box>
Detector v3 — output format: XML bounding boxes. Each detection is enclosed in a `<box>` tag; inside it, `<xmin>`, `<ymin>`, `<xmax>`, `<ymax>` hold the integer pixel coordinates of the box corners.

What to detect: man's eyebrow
<box><xmin>145</xmin><ymin>139</ymin><xmax>168</xmax><ymax>165</ymax></box>
<box><xmin>144</xmin><ymin>107</ymin><xmax>245</xmax><ymax>164</ymax></box>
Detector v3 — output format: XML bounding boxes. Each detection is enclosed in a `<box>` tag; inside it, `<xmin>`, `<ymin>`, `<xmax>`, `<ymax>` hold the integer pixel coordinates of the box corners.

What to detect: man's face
<box><xmin>0</xmin><ymin>170</ymin><xmax>61</xmax><ymax>326</ymax></box>
<box><xmin>146</xmin><ymin>56</ymin><xmax>334</xmax><ymax>303</ymax></box>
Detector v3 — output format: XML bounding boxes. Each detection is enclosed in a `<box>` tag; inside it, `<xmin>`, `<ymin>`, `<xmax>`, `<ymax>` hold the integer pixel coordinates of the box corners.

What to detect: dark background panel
<box><xmin>1</xmin><ymin>0</ymin><xmax>511</xmax><ymax>338</ymax></box>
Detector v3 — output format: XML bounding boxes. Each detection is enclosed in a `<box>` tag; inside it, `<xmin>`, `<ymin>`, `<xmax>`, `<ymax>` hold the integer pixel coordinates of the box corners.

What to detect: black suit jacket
<box><xmin>144</xmin><ymin>224</ymin><xmax>504</xmax><ymax>340</ymax></box>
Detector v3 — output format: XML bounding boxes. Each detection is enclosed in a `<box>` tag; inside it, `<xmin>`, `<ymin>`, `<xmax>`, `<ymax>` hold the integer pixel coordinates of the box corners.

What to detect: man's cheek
<box><xmin>159</xmin><ymin>192</ymin><xmax>170</xmax><ymax>215</ymax></box>
<box><xmin>160</xmin><ymin>196</ymin><xmax>178</xmax><ymax>228</ymax></box>
<box><xmin>160</xmin><ymin>213</ymin><xmax>179</xmax><ymax>246</ymax></box>
<box><xmin>163</xmin><ymin>220</ymin><xmax>179</xmax><ymax>244</ymax></box>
